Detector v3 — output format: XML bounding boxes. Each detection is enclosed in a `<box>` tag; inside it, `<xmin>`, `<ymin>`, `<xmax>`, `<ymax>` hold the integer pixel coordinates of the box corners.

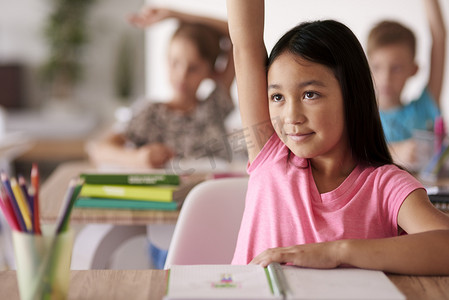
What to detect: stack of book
<box><xmin>76</xmin><ymin>173</ymin><xmax>203</xmax><ymax>211</ymax></box>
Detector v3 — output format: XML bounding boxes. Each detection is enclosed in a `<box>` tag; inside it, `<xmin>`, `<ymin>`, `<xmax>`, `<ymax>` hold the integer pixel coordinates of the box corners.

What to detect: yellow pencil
<box><xmin>10</xmin><ymin>178</ymin><xmax>32</xmax><ymax>231</ymax></box>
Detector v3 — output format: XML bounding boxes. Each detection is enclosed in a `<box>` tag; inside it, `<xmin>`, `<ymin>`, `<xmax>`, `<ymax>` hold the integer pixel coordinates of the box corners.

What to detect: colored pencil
<box><xmin>0</xmin><ymin>188</ymin><xmax>20</xmax><ymax>231</ymax></box>
<box><xmin>1</xmin><ymin>172</ymin><xmax>26</xmax><ymax>232</ymax></box>
<box><xmin>31</xmin><ymin>163</ymin><xmax>41</xmax><ymax>234</ymax></box>
<box><xmin>18</xmin><ymin>175</ymin><xmax>33</xmax><ymax>220</ymax></box>
<box><xmin>10</xmin><ymin>177</ymin><xmax>32</xmax><ymax>232</ymax></box>
<box><xmin>59</xmin><ymin>182</ymin><xmax>83</xmax><ymax>233</ymax></box>
<box><xmin>55</xmin><ymin>179</ymin><xmax>77</xmax><ymax>234</ymax></box>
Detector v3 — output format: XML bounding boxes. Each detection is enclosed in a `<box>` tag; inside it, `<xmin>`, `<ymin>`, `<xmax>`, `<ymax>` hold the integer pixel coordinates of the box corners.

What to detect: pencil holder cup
<box><xmin>12</xmin><ymin>227</ymin><xmax>74</xmax><ymax>300</ymax></box>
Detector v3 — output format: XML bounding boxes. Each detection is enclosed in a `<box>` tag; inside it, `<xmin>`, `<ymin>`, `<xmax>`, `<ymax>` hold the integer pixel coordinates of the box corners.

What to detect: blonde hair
<box><xmin>367</xmin><ymin>20</ymin><xmax>416</xmax><ymax>58</ymax></box>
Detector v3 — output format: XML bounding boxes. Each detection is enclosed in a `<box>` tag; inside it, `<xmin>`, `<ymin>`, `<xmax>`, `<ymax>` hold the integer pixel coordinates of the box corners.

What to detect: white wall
<box><xmin>0</xmin><ymin>0</ymin><xmax>146</xmax><ymax>121</ymax></box>
<box><xmin>145</xmin><ymin>0</ymin><xmax>449</xmax><ymax>127</ymax></box>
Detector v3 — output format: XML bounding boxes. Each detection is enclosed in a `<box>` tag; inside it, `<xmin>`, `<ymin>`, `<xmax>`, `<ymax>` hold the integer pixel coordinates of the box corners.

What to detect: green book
<box><xmin>80</xmin><ymin>173</ymin><xmax>180</xmax><ymax>186</ymax></box>
<box><xmin>75</xmin><ymin>197</ymin><xmax>178</xmax><ymax>211</ymax></box>
<box><xmin>79</xmin><ymin>184</ymin><xmax>178</xmax><ymax>202</ymax></box>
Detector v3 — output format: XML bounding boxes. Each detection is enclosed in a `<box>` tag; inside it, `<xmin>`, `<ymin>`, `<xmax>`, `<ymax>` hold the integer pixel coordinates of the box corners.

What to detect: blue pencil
<box><xmin>1</xmin><ymin>172</ymin><xmax>27</xmax><ymax>232</ymax></box>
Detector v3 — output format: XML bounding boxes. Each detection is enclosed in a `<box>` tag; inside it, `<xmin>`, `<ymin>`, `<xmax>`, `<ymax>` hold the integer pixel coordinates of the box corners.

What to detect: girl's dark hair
<box><xmin>268</xmin><ymin>20</ymin><xmax>393</xmax><ymax>167</ymax></box>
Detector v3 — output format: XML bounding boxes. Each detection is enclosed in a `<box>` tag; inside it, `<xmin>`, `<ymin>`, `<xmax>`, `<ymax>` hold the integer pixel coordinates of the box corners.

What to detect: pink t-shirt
<box><xmin>232</xmin><ymin>134</ymin><xmax>424</xmax><ymax>265</ymax></box>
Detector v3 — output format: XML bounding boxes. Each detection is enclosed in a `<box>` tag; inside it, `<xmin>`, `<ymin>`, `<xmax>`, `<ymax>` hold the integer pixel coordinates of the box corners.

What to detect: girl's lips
<box><xmin>287</xmin><ymin>133</ymin><xmax>314</xmax><ymax>142</ymax></box>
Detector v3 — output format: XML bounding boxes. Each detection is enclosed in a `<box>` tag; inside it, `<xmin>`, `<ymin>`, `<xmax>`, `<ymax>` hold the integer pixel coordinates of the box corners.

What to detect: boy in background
<box><xmin>367</xmin><ymin>0</ymin><xmax>446</xmax><ymax>169</ymax></box>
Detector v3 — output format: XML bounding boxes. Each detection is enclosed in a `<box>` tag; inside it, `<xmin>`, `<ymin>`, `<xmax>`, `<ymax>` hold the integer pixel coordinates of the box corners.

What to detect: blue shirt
<box><xmin>379</xmin><ymin>88</ymin><xmax>440</xmax><ymax>142</ymax></box>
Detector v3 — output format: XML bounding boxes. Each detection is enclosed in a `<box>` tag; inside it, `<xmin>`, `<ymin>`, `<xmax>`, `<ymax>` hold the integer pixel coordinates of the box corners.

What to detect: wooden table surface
<box><xmin>40</xmin><ymin>161</ymin><xmax>181</xmax><ymax>225</ymax></box>
<box><xmin>1</xmin><ymin>269</ymin><xmax>449</xmax><ymax>300</ymax></box>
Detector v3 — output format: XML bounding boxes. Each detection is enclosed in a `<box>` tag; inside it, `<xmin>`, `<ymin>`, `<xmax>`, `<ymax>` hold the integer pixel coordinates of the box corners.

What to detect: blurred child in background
<box><xmin>87</xmin><ymin>7</ymin><xmax>235</xmax><ymax>170</ymax></box>
<box><xmin>367</xmin><ymin>0</ymin><xmax>446</xmax><ymax>170</ymax></box>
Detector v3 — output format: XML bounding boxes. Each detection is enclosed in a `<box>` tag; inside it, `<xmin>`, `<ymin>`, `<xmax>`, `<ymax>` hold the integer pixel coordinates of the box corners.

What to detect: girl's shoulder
<box><xmin>248</xmin><ymin>134</ymin><xmax>308</xmax><ymax>173</ymax></box>
<box><xmin>360</xmin><ymin>163</ymin><xmax>422</xmax><ymax>189</ymax></box>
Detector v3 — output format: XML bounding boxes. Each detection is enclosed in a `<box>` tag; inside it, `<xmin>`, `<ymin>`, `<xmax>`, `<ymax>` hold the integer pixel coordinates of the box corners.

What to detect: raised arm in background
<box><xmin>424</xmin><ymin>0</ymin><xmax>446</xmax><ymax>106</ymax></box>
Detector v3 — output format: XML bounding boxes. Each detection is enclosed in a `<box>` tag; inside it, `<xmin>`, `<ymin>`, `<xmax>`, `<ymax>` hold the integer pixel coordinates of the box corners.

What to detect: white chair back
<box><xmin>164</xmin><ymin>177</ymin><xmax>248</xmax><ymax>269</ymax></box>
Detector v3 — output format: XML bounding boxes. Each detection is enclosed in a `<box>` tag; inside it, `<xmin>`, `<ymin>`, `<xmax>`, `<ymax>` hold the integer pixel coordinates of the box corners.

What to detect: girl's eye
<box><xmin>304</xmin><ymin>91</ymin><xmax>318</xmax><ymax>100</ymax></box>
<box><xmin>270</xmin><ymin>94</ymin><xmax>284</xmax><ymax>102</ymax></box>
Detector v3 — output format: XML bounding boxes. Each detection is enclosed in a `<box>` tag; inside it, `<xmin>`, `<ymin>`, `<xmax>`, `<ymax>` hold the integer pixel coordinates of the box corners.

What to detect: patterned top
<box><xmin>124</xmin><ymin>86</ymin><xmax>234</xmax><ymax>161</ymax></box>
<box><xmin>380</xmin><ymin>88</ymin><xmax>439</xmax><ymax>142</ymax></box>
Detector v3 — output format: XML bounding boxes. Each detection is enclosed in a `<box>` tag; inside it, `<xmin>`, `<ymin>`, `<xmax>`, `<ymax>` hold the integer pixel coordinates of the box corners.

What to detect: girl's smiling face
<box><xmin>267</xmin><ymin>52</ymin><xmax>349</xmax><ymax>161</ymax></box>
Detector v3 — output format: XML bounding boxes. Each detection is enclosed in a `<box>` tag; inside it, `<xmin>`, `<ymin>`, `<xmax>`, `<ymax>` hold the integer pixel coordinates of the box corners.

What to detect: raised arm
<box><xmin>226</xmin><ymin>0</ymin><xmax>274</xmax><ymax>162</ymax></box>
<box><xmin>129</xmin><ymin>7</ymin><xmax>234</xmax><ymax>91</ymax></box>
<box><xmin>423</xmin><ymin>0</ymin><xmax>446</xmax><ymax>105</ymax></box>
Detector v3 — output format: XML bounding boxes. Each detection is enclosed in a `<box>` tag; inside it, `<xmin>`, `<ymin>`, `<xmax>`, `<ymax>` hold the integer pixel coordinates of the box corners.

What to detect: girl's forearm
<box><xmin>226</xmin><ymin>0</ymin><xmax>272</xmax><ymax>161</ymax></box>
<box><xmin>338</xmin><ymin>230</ymin><xmax>449</xmax><ymax>275</ymax></box>
<box><xmin>226</xmin><ymin>0</ymin><xmax>264</xmax><ymax>47</ymax></box>
<box><xmin>169</xmin><ymin>9</ymin><xmax>229</xmax><ymax>35</ymax></box>
<box><xmin>87</xmin><ymin>139</ymin><xmax>140</xmax><ymax>167</ymax></box>
<box><xmin>423</xmin><ymin>0</ymin><xmax>446</xmax><ymax>104</ymax></box>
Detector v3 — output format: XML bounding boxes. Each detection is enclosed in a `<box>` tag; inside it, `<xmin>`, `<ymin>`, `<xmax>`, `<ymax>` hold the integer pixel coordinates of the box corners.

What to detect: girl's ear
<box><xmin>410</xmin><ymin>62</ymin><xmax>419</xmax><ymax>76</ymax></box>
<box><xmin>209</xmin><ymin>67</ymin><xmax>220</xmax><ymax>81</ymax></box>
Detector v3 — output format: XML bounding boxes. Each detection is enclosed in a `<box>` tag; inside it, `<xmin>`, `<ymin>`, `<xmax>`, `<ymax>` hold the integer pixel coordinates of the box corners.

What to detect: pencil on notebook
<box><xmin>1</xmin><ymin>172</ymin><xmax>27</xmax><ymax>232</ymax></box>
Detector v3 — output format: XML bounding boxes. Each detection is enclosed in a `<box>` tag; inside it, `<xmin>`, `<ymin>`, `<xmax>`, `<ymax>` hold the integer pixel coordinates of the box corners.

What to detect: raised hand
<box><xmin>128</xmin><ymin>7</ymin><xmax>173</xmax><ymax>28</ymax></box>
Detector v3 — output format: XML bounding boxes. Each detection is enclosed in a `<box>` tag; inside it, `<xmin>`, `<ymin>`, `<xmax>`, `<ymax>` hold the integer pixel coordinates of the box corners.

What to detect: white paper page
<box><xmin>166</xmin><ymin>264</ymin><xmax>278</xmax><ymax>299</ymax></box>
<box><xmin>282</xmin><ymin>266</ymin><xmax>405</xmax><ymax>300</ymax></box>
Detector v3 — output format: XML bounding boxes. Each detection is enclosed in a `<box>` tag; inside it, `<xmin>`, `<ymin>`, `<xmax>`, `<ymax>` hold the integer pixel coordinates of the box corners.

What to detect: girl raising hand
<box><xmin>227</xmin><ymin>0</ymin><xmax>449</xmax><ymax>275</ymax></box>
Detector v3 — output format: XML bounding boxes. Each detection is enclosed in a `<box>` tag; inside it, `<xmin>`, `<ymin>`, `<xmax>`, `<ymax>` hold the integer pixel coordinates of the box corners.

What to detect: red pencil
<box><xmin>0</xmin><ymin>187</ymin><xmax>20</xmax><ymax>231</ymax></box>
<box><xmin>31</xmin><ymin>163</ymin><xmax>41</xmax><ymax>234</ymax></box>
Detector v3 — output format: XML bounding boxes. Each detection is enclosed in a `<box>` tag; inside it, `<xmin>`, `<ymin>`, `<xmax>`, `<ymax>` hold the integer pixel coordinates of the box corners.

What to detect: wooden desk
<box><xmin>40</xmin><ymin>161</ymin><xmax>180</xmax><ymax>225</ymax></box>
<box><xmin>1</xmin><ymin>269</ymin><xmax>448</xmax><ymax>300</ymax></box>
<box><xmin>17</xmin><ymin>139</ymin><xmax>88</xmax><ymax>162</ymax></box>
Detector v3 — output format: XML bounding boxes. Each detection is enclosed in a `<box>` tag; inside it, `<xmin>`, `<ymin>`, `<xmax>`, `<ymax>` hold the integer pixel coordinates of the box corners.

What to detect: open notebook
<box><xmin>164</xmin><ymin>264</ymin><xmax>405</xmax><ymax>300</ymax></box>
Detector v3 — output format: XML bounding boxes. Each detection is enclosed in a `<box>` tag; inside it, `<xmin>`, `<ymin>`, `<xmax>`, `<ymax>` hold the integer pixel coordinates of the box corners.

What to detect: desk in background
<box><xmin>8</xmin><ymin>109</ymin><xmax>98</xmax><ymax>182</ymax></box>
<box><xmin>419</xmin><ymin>176</ymin><xmax>449</xmax><ymax>213</ymax></box>
<box><xmin>1</xmin><ymin>269</ymin><xmax>449</xmax><ymax>300</ymax></box>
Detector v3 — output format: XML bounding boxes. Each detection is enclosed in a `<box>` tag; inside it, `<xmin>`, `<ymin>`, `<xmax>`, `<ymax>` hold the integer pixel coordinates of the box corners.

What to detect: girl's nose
<box><xmin>284</xmin><ymin>100</ymin><xmax>305</xmax><ymax>124</ymax></box>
